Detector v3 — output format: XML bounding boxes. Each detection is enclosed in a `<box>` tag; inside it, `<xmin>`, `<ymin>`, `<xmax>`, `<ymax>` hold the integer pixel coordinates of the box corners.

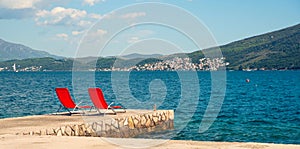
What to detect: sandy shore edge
<box><xmin>0</xmin><ymin>114</ymin><xmax>299</xmax><ymax>149</ymax></box>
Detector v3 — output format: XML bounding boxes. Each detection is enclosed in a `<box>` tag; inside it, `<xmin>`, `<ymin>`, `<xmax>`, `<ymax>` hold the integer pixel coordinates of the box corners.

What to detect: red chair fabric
<box><xmin>55</xmin><ymin>88</ymin><xmax>77</xmax><ymax>109</ymax></box>
<box><xmin>55</xmin><ymin>88</ymin><xmax>92</xmax><ymax>114</ymax></box>
<box><xmin>88</xmin><ymin>88</ymin><xmax>126</xmax><ymax>113</ymax></box>
<box><xmin>88</xmin><ymin>88</ymin><xmax>108</xmax><ymax>109</ymax></box>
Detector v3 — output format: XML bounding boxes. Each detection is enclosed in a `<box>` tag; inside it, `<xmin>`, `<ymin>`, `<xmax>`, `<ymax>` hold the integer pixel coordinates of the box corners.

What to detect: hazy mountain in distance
<box><xmin>119</xmin><ymin>53</ymin><xmax>163</xmax><ymax>59</ymax></box>
<box><xmin>0</xmin><ymin>38</ymin><xmax>63</xmax><ymax>61</ymax></box>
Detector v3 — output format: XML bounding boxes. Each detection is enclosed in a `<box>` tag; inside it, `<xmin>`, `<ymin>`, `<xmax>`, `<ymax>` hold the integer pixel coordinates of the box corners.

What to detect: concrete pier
<box><xmin>4</xmin><ymin>110</ymin><xmax>174</xmax><ymax>138</ymax></box>
<box><xmin>1</xmin><ymin>111</ymin><xmax>299</xmax><ymax>149</ymax></box>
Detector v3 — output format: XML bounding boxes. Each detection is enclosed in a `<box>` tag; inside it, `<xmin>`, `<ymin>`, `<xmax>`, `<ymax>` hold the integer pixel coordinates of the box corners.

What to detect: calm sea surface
<box><xmin>0</xmin><ymin>71</ymin><xmax>299</xmax><ymax>144</ymax></box>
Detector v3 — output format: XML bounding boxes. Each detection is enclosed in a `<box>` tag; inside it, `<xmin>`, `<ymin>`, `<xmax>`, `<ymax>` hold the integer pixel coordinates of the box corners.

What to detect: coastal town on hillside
<box><xmin>0</xmin><ymin>57</ymin><xmax>229</xmax><ymax>72</ymax></box>
<box><xmin>105</xmin><ymin>57</ymin><xmax>229</xmax><ymax>71</ymax></box>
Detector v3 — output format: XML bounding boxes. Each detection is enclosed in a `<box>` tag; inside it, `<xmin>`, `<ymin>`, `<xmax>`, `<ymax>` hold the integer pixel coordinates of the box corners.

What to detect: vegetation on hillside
<box><xmin>189</xmin><ymin>23</ymin><xmax>300</xmax><ymax>70</ymax></box>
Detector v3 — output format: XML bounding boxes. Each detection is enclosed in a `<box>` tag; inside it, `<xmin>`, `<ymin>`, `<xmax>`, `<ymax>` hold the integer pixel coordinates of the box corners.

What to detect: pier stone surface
<box><xmin>0</xmin><ymin>110</ymin><xmax>174</xmax><ymax>138</ymax></box>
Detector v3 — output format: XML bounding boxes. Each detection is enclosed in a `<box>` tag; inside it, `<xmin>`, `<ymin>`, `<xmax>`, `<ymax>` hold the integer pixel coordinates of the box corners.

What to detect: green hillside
<box><xmin>188</xmin><ymin>23</ymin><xmax>300</xmax><ymax>70</ymax></box>
<box><xmin>180</xmin><ymin>24</ymin><xmax>300</xmax><ymax>70</ymax></box>
<box><xmin>221</xmin><ymin>23</ymin><xmax>300</xmax><ymax>70</ymax></box>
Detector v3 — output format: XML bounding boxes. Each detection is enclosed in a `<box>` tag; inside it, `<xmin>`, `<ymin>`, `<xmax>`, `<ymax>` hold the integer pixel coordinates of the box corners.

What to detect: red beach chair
<box><xmin>88</xmin><ymin>88</ymin><xmax>126</xmax><ymax>114</ymax></box>
<box><xmin>55</xmin><ymin>88</ymin><xmax>92</xmax><ymax>115</ymax></box>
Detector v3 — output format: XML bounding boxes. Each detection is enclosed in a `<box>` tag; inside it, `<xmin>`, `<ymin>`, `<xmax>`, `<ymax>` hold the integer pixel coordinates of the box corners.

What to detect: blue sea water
<box><xmin>0</xmin><ymin>71</ymin><xmax>299</xmax><ymax>144</ymax></box>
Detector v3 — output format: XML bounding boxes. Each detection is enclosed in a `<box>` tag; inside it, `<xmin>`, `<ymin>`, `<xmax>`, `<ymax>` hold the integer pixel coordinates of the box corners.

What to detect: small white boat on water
<box><xmin>12</xmin><ymin>63</ymin><xmax>18</xmax><ymax>72</ymax></box>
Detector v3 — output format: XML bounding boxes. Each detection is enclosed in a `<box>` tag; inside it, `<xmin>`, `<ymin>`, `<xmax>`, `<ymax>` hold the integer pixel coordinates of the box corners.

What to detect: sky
<box><xmin>0</xmin><ymin>0</ymin><xmax>299</xmax><ymax>57</ymax></box>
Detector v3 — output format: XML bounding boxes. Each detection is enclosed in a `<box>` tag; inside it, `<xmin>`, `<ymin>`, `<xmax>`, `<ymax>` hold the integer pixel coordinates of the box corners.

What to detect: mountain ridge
<box><xmin>118</xmin><ymin>53</ymin><xmax>163</xmax><ymax>59</ymax></box>
<box><xmin>0</xmin><ymin>38</ymin><xmax>63</xmax><ymax>61</ymax></box>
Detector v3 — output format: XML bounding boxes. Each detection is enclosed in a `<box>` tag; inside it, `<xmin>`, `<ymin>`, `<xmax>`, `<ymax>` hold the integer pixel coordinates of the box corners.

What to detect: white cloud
<box><xmin>78</xmin><ymin>20</ymin><xmax>92</xmax><ymax>27</ymax></box>
<box><xmin>35</xmin><ymin>7</ymin><xmax>100</xmax><ymax>27</ymax></box>
<box><xmin>0</xmin><ymin>0</ymin><xmax>40</xmax><ymax>9</ymax></box>
<box><xmin>56</xmin><ymin>33</ymin><xmax>68</xmax><ymax>40</ymax></box>
<box><xmin>95</xmin><ymin>29</ymin><xmax>107</xmax><ymax>36</ymax></box>
<box><xmin>0</xmin><ymin>0</ymin><xmax>73</xmax><ymax>20</ymax></box>
<box><xmin>121</xmin><ymin>12</ymin><xmax>146</xmax><ymax>19</ymax></box>
<box><xmin>72</xmin><ymin>30</ymin><xmax>84</xmax><ymax>36</ymax></box>
<box><xmin>83</xmin><ymin>28</ymin><xmax>108</xmax><ymax>44</ymax></box>
<box><xmin>89</xmin><ymin>13</ymin><xmax>102</xmax><ymax>19</ymax></box>
<box><xmin>83</xmin><ymin>0</ymin><xmax>105</xmax><ymax>6</ymax></box>
<box><xmin>35</xmin><ymin>7</ymin><xmax>87</xmax><ymax>26</ymax></box>
<box><xmin>128</xmin><ymin>37</ymin><xmax>140</xmax><ymax>44</ymax></box>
